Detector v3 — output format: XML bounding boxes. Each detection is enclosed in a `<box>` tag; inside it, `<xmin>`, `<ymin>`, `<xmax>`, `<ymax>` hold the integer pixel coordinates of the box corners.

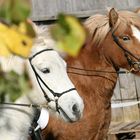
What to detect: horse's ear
<box><xmin>109</xmin><ymin>8</ymin><xmax>118</xmax><ymax>28</ymax></box>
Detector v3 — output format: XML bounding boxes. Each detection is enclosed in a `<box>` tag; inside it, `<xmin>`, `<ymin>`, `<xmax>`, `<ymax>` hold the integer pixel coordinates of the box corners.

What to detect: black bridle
<box><xmin>112</xmin><ymin>32</ymin><xmax>140</xmax><ymax>72</ymax></box>
<box><xmin>29</xmin><ymin>48</ymin><xmax>76</xmax><ymax>113</ymax></box>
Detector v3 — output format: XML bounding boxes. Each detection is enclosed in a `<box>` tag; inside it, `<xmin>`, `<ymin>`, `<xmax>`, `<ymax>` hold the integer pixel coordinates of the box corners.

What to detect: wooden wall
<box><xmin>31</xmin><ymin>0</ymin><xmax>140</xmax><ymax>21</ymax></box>
<box><xmin>112</xmin><ymin>72</ymin><xmax>140</xmax><ymax>123</ymax></box>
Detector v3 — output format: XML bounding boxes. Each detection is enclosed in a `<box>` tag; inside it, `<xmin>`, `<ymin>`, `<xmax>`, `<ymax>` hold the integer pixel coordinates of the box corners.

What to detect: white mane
<box><xmin>31</xmin><ymin>24</ymin><xmax>56</xmax><ymax>57</ymax></box>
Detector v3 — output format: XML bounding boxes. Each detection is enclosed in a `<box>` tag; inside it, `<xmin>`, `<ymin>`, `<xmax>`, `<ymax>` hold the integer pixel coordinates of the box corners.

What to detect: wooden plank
<box><xmin>134</xmin><ymin>75</ymin><xmax>140</xmax><ymax>120</ymax></box>
<box><xmin>111</xmin><ymin>79</ymin><xmax>124</xmax><ymax>122</ymax></box>
<box><xmin>111</xmin><ymin>72</ymin><xmax>140</xmax><ymax>123</ymax></box>
<box><xmin>119</xmin><ymin>73</ymin><xmax>140</xmax><ymax>122</ymax></box>
<box><xmin>111</xmin><ymin>108</ymin><xmax>124</xmax><ymax>123</ymax></box>
<box><xmin>109</xmin><ymin>122</ymin><xmax>122</xmax><ymax>129</ymax></box>
<box><xmin>110</xmin><ymin>127</ymin><xmax>140</xmax><ymax>134</ymax></box>
<box><xmin>112</xmin><ymin>79</ymin><xmax>122</xmax><ymax>103</ymax></box>
<box><xmin>128</xmin><ymin>0</ymin><xmax>140</xmax><ymax>7</ymax></box>
<box><xmin>109</xmin><ymin>122</ymin><xmax>130</xmax><ymax>134</ymax></box>
<box><xmin>134</xmin><ymin>122</ymin><xmax>140</xmax><ymax>130</ymax></box>
<box><xmin>107</xmin><ymin>134</ymin><xmax>117</xmax><ymax>140</ymax></box>
<box><xmin>31</xmin><ymin>0</ymin><xmax>140</xmax><ymax>21</ymax></box>
<box><xmin>109</xmin><ymin>121</ymin><xmax>140</xmax><ymax>134</ymax></box>
<box><xmin>119</xmin><ymin>73</ymin><xmax>136</xmax><ymax>100</ymax></box>
<box><xmin>121</xmin><ymin>121</ymin><xmax>140</xmax><ymax>130</ymax></box>
<box><xmin>134</xmin><ymin>75</ymin><xmax>140</xmax><ymax>101</ymax></box>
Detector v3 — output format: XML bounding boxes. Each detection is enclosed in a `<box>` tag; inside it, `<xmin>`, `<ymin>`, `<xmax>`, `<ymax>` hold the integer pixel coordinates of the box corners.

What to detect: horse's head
<box><xmin>29</xmin><ymin>41</ymin><xmax>84</xmax><ymax>122</ymax></box>
<box><xmin>102</xmin><ymin>8</ymin><xmax>140</xmax><ymax>73</ymax></box>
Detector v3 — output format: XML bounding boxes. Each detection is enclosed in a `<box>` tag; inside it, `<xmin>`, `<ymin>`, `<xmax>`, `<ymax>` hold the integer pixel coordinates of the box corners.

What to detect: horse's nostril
<box><xmin>72</xmin><ymin>104</ymin><xmax>80</xmax><ymax>114</ymax></box>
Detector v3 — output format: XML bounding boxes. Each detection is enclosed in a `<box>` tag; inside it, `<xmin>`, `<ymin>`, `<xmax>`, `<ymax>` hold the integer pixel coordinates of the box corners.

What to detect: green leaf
<box><xmin>0</xmin><ymin>0</ymin><xmax>31</xmax><ymax>25</ymax></box>
<box><xmin>11</xmin><ymin>0</ymin><xmax>31</xmax><ymax>24</ymax></box>
<box><xmin>0</xmin><ymin>69</ymin><xmax>31</xmax><ymax>102</ymax></box>
<box><xmin>50</xmin><ymin>14</ymin><xmax>86</xmax><ymax>56</ymax></box>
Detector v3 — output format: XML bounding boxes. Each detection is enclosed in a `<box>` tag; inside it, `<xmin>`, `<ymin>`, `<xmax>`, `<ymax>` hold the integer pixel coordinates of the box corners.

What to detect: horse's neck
<box><xmin>67</xmin><ymin>47</ymin><xmax>118</xmax><ymax>100</ymax></box>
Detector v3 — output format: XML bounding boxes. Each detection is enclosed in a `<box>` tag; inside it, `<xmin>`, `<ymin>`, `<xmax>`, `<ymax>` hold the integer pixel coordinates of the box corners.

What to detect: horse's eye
<box><xmin>122</xmin><ymin>36</ymin><xmax>130</xmax><ymax>41</ymax></box>
<box><xmin>41</xmin><ymin>68</ymin><xmax>50</xmax><ymax>74</ymax></box>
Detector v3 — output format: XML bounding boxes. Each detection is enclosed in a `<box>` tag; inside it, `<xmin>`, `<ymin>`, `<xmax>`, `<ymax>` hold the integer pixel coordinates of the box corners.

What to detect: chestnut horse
<box><xmin>42</xmin><ymin>8</ymin><xmax>140</xmax><ymax>140</ymax></box>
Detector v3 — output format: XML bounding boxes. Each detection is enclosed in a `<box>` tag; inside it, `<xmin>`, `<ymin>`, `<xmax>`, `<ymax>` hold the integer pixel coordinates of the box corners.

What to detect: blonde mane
<box><xmin>84</xmin><ymin>10</ymin><xmax>140</xmax><ymax>47</ymax></box>
<box><xmin>30</xmin><ymin>24</ymin><xmax>56</xmax><ymax>57</ymax></box>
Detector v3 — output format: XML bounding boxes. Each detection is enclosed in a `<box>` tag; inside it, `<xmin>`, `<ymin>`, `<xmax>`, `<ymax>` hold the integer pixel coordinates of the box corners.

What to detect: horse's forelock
<box><xmin>117</xmin><ymin>11</ymin><xmax>140</xmax><ymax>29</ymax></box>
<box><xmin>30</xmin><ymin>24</ymin><xmax>56</xmax><ymax>57</ymax></box>
<box><xmin>30</xmin><ymin>39</ymin><xmax>56</xmax><ymax>58</ymax></box>
<box><xmin>84</xmin><ymin>14</ymin><xmax>110</xmax><ymax>47</ymax></box>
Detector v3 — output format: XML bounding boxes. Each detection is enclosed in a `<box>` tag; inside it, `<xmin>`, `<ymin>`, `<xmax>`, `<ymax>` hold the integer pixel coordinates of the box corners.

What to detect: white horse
<box><xmin>0</xmin><ymin>26</ymin><xmax>84</xmax><ymax>140</ymax></box>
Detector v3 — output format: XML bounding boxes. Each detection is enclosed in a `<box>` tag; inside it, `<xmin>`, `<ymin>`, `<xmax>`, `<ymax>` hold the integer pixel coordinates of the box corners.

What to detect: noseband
<box><xmin>112</xmin><ymin>33</ymin><xmax>140</xmax><ymax>72</ymax></box>
<box><xmin>29</xmin><ymin>48</ymin><xmax>76</xmax><ymax>112</ymax></box>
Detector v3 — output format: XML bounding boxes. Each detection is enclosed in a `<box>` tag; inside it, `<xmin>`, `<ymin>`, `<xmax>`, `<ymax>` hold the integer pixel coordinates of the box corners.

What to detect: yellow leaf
<box><xmin>17</xmin><ymin>21</ymin><xmax>36</xmax><ymax>38</ymax></box>
<box><xmin>0</xmin><ymin>23</ymin><xmax>34</xmax><ymax>58</ymax></box>
<box><xmin>0</xmin><ymin>39</ymin><xmax>11</xmax><ymax>56</ymax></box>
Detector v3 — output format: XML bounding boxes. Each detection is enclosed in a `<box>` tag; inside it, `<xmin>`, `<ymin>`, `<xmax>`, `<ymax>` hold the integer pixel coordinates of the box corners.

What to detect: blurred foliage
<box><xmin>0</xmin><ymin>1</ymin><xmax>87</xmax><ymax>103</ymax></box>
<box><xmin>0</xmin><ymin>21</ymin><xmax>35</xmax><ymax>58</ymax></box>
<box><xmin>50</xmin><ymin>14</ymin><xmax>86</xmax><ymax>57</ymax></box>
<box><xmin>0</xmin><ymin>66</ymin><xmax>31</xmax><ymax>102</ymax></box>
<box><xmin>0</xmin><ymin>0</ymin><xmax>31</xmax><ymax>25</ymax></box>
<box><xmin>0</xmin><ymin>0</ymin><xmax>36</xmax><ymax>58</ymax></box>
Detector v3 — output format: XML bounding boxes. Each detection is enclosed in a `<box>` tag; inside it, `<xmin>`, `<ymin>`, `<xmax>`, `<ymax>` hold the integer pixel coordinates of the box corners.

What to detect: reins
<box><xmin>67</xmin><ymin>66</ymin><xmax>131</xmax><ymax>84</ymax></box>
<box><xmin>0</xmin><ymin>102</ymin><xmax>48</xmax><ymax>109</ymax></box>
<box><xmin>67</xmin><ymin>66</ymin><xmax>130</xmax><ymax>74</ymax></box>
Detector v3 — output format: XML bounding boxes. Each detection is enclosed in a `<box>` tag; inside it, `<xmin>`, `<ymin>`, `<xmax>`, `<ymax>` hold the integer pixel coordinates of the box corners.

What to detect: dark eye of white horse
<box><xmin>122</xmin><ymin>36</ymin><xmax>130</xmax><ymax>41</ymax></box>
<box><xmin>41</xmin><ymin>68</ymin><xmax>50</xmax><ymax>74</ymax></box>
